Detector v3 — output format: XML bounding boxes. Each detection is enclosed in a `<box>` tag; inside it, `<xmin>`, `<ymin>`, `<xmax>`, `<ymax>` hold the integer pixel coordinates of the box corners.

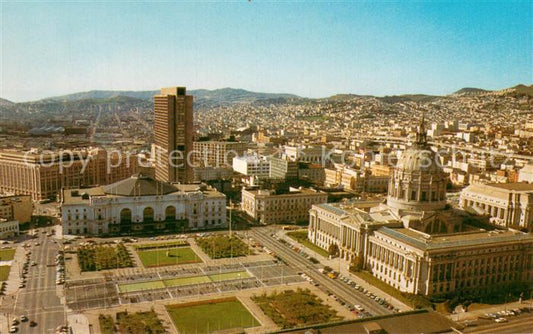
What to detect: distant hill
<box><xmin>44</xmin><ymin>90</ymin><xmax>157</xmax><ymax>101</ymax></box>
<box><xmin>499</xmin><ymin>84</ymin><xmax>533</xmax><ymax>97</ymax></box>
<box><xmin>379</xmin><ymin>94</ymin><xmax>439</xmax><ymax>104</ymax></box>
<box><xmin>0</xmin><ymin>98</ymin><xmax>15</xmax><ymax>107</ymax></box>
<box><xmin>452</xmin><ymin>87</ymin><xmax>491</xmax><ymax>95</ymax></box>
<box><xmin>42</xmin><ymin>87</ymin><xmax>300</xmax><ymax>107</ymax></box>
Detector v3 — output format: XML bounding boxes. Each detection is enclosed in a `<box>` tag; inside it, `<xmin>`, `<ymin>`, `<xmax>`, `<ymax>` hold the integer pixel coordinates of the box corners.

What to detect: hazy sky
<box><xmin>1</xmin><ymin>1</ymin><xmax>531</xmax><ymax>102</ymax></box>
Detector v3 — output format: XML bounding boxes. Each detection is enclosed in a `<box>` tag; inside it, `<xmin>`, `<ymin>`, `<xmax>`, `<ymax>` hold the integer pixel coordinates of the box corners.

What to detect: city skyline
<box><xmin>2</xmin><ymin>1</ymin><xmax>532</xmax><ymax>102</ymax></box>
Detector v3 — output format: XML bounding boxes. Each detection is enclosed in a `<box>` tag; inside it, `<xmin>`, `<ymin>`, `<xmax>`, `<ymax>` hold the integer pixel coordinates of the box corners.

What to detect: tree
<box><xmin>328</xmin><ymin>243</ymin><xmax>339</xmax><ymax>258</ymax></box>
<box><xmin>349</xmin><ymin>255</ymin><xmax>364</xmax><ymax>272</ymax></box>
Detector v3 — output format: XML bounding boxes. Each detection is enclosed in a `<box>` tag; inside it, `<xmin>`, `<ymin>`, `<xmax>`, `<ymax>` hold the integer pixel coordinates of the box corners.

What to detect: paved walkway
<box><xmin>450</xmin><ymin>300</ymin><xmax>533</xmax><ymax>322</ymax></box>
<box><xmin>3</xmin><ymin>244</ymin><xmax>24</xmax><ymax>296</ymax></box>
<box><xmin>277</xmin><ymin>229</ymin><xmax>411</xmax><ymax>312</ymax></box>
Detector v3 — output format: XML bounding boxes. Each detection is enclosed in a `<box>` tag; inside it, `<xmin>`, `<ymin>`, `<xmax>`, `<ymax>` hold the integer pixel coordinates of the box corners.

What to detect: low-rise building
<box><xmin>241</xmin><ymin>187</ymin><xmax>327</xmax><ymax>224</ymax></box>
<box><xmin>61</xmin><ymin>174</ymin><xmax>226</xmax><ymax>235</ymax></box>
<box><xmin>0</xmin><ymin>219</ymin><xmax>19</xmax><ymax>238</ymax></box>
<box><xmin>0</xmin><ymin>195</ymin><xmax>32</xmax><ymax>223</ymax></box>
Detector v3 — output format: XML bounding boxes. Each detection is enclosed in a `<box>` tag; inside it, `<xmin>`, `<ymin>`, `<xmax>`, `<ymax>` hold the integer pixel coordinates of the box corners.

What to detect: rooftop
<box><xmin>102</xmin><ymin>173</ymin><xmax>178</xmax><ymax>196</ymax></box>
<box><xmin>378</xmin><ymin>226</ymin><xmax>533</xmax><ymax>251</ymax></box>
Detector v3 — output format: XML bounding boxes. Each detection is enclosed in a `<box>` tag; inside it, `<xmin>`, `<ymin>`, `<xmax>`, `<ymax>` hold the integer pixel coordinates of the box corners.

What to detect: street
<box><xmin>1</xmin><ymin>226</ymin><xmax>66</xmax><ymax>333</ymax></box>
<box><xmin>249</xmin><ymin>226</ymin><xmax>393</xmax><ymax>317</ymax></box>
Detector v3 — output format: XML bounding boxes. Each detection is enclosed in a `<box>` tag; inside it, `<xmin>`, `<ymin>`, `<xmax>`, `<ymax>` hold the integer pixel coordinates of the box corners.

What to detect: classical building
<box><xmin>61</xmin><ymin>174</ymin><xmax>226</xmax><ymax>235</ymax></box>
<box><xmin>193</xmin><ymin>167</ymin><xmax>233</xmax><ymax>182</ymax></box>
<box><xmin>193</xmin><ymin>141</ymin><xmax>247</xmax><ymax>168</ymax></box>
<box><xmin>242</xmin><ymin>187</ymin><xmax>327</xmax><ymax>225</ymax></box>
<box><xmin>0</xmin><ymin>195</ymin><xmax>32</xmax><ymax>223</ymax></box>
<box><xmin>460</xmin><ymin>182</ymin><xmax>533</xmax><ymax>230</ymax></box>
<box><xmin>284</xmin><ymin>145</ymin><xmax>325</xmax><ymax>164</ymax></box>
<box><xmin>153</xmin><ymin>87</ymin><xmax>194</xmax><ymax>183</ymax></box>
<box><xmin>0</xmin><ymin>148</ymin><xmax>138</xmax><ymax>200</ymax></box>
<box><xmin>307</xmin><ymin>118</ymin><xmax>533</xmax><ymax>296</ymax></box>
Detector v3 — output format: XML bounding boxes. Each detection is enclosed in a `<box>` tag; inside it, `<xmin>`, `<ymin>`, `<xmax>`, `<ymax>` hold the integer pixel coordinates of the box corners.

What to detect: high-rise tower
<box><xmin>153</xmin><ymin>87</ymin><xmax>193</xmax><ymax>183</ymax></box>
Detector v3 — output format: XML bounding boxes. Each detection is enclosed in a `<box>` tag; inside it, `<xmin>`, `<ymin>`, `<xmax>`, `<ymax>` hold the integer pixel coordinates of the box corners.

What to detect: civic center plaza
<box><xmin>61</xmin><ymin>173</ymin><xmax>227</xmax><ymax>235</ymax></box>
<box><xmin>308</xmin><ymin>121</ymin><xmax>533</xmax><ymax>297</ymax></box>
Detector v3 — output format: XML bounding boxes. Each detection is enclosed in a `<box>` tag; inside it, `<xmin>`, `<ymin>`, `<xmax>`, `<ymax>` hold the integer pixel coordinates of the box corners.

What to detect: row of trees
<box><xmin>78</xmin><ymin>244</ymin><xmax>133</xmax><ymax>271</ymax></box>
<box><xmin>252</xmin><ymin>288</ymin><xmax>342</xmax><ymax>329</ymax></box>
<box><xmin>196</xmin><ymin>235</ymin><xmax>251</xmax><ymax>259</ymax></box>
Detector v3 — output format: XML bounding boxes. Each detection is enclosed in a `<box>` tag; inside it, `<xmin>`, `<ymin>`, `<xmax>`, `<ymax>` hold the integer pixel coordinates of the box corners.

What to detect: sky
<box><xmin>1</xmin><ymin>1</ymin><xmax>532</xmax><ymax>102</ymax></box>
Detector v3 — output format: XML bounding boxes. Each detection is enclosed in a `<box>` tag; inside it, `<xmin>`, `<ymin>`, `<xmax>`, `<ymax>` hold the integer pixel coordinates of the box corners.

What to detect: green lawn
<box><xmin>0</xmin><ymin>248</ymin><xmax>15</xmax><ymax>261</ymax></box>
<box><xmin>98</xmin><ymin>315</ymin><xmax>114</xmax><ymax>334</ymax></box>
<box><xmin>118</xmin><ymin>280</ymin><xmax>166</xmax><ymax>293</ymax></box>
<box><xmin>0</xmin><ymin>265</ymin><xmax>11</xmax><ymax>281</ymax></box>
<box><xmin>133</xmin><ymin>240</ymin><xmax>189</xmax><ymax>250</ymax></box>
<box><xmin>118</xmin><ymin>270</ymin><xmax>253</xmax><ymax>293</ymax></box>
<box><xmin>164</xmin><ymin>275</ymin><xmax>211</xmax><ymax>287</ymax></box>
<box><xmin>208</xmin><ymin>270</ymin><xmax>250</xmax><ymax>282</ymax></box>
<box><xmin>287</xmin><ymin>230</ymin><xmax>330</xmax><ymax>258</ymax></box>
<box><xmin>137</xmin><ymin>247</ymin><xmax>202</xmax><ymax>267</ymax></box>
<box><xmin>166</xmin><ymin>298</ymin><xmax>260</xmax><ymax>333</ymax></box>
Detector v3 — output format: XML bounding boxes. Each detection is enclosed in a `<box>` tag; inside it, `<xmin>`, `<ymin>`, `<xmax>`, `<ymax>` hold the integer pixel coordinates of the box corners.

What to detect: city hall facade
<box><xmin>308</xmin><ymin>121</ymin><xmax>533</xmax><ymax>296</ymax></box>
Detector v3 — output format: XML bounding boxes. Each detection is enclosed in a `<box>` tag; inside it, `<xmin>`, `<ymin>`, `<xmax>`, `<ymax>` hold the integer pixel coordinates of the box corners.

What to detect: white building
<box><xmin>232</xmin><ymin>155</ymin><xmax>270</xmax><ymax>178</ymax></box>
<box><xmin>0</xmin><ymin>219</ymin><xmax>19</xmax><ymax>239</ymax></box>
<box><xmin>518</xmin><ymin>162</ymin><xmax>533</xmax><ymax>183</ymax></box>
<box><xmin>61</xmin><ymin>174</ymin><xmax>226</xmax><ymax>235</ymax></box>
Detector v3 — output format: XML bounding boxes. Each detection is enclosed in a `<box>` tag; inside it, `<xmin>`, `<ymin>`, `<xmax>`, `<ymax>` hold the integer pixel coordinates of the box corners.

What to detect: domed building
<box><xmin>371</xmin><ymin>116</ymin><xmax>460</xmax><ymax>234</ymax></box>
<box><xmin>386</xmin><ymin>118</ymin><xmax>448</xmax><ymax>214</ymax></box>
<box><xmin>308</xmin><ymin>116</ymin><xmax>533</xmax><ymax>297</ymax></box>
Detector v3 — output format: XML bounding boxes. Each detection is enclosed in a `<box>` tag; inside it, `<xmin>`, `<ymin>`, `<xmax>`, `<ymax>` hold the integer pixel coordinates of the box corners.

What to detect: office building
<box><xmin>232</xmin><ymin>155</ymin><xmax>270</xmax><ymax>178</ymax></box>
<box><xmin>242</xmin><ymin>187</ymin><xmax>327</xmax><ymax>224</ymax></box>
<box><xmin>269</xmin><ymin>156</ymin><xmax>298</xmax><ymax>180</ymax></box>
<box><xmin>193</xmin><ymin>141</ymin><xmax>247</xmax><ymax>167</ymax></box>
<box><xmin>0</xmin><ymin>148</ymin><xmax>138</xmax><ymax>200</ymax></box>
<box><xmin>153</xmin><ymin>87</ymin><xmax>194</xmax><ymax>183</ymax></box>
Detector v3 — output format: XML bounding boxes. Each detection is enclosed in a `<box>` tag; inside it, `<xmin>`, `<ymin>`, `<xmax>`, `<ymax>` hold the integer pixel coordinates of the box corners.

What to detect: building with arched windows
<box><xmin>308</xmin><ymin>117</ymin><xmax>533</xmax><ymax>296</ymax></box>
<box><xmin>60</xmin><ymin>174</ymin><xmax>226</xmax><ymax>235</ymax></box>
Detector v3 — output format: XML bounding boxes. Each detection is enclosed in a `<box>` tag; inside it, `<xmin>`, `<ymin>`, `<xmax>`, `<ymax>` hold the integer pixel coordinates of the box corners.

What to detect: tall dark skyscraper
<box><xmin>153</xmin><ymin>87</ymin><xmax>193</xmax><ymax>183</ymax></box>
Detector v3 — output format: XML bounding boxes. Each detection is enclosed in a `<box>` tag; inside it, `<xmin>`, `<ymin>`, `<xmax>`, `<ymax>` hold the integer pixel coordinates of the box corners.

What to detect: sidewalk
<box><xmin>276</xmin><ymin>229</ymin><xmax>411</xmax><ymax>312</ymax></box>
<box><xmin>450</xmin><ymin>300</ymin><xmax>533</xmax><ymax>322</ymax></box>
<box><xmin>3</xmin><ymin>243</ymin><xmax>24</xmax><ymax>296</ymax></box>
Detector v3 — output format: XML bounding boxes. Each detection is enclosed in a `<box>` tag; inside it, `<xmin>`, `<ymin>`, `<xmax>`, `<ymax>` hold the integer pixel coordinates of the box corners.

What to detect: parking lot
<box><xmin>65</xmin><ymin>260</ymin><xmax>304</xmax><ymax>311</ymax></box>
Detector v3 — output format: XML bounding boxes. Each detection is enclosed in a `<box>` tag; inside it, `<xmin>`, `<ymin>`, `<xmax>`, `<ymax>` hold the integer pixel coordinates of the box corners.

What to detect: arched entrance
<box><xmin>165</xmin><ymin>206</ymin><xmax>176</xmax><ymax>221</ymax></box>
<box><xmin>143</xmin><ymin>207</ymin><xmax>154</xmax><ymax>223</ymax></box>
